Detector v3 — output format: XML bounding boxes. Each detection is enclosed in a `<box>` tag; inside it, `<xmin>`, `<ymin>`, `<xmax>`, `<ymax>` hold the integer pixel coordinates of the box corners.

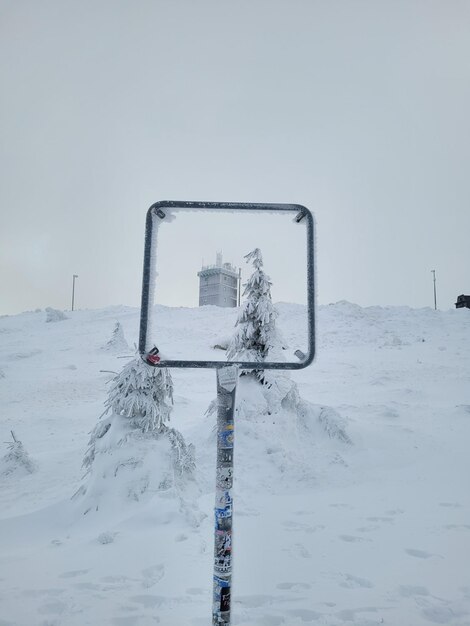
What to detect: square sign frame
<box><xmin>138</xmin><ymin>201</ymin><xmax>315</xmax><ymax>370</ymax></box>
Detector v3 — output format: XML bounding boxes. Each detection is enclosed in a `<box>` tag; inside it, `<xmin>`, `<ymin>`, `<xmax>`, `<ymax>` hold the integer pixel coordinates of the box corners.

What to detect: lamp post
<box><xmin>71</xmin><ymin>274</ymin><xmax>78</xmax><ymax>311</ymax></box>
<box><xmin>431</xmin><ymin>270</ymin><xmax>437</xmax><ymax>310</ymax></box>
<box><xmin>237</xmin><ymin>268</ymin><xmax>241</xmax><ymax>307</ymax></box>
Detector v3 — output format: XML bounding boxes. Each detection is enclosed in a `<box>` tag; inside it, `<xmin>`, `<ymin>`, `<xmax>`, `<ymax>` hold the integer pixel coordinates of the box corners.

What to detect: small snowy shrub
<box><xmin>316</xmin><ymin>406</ymin><xmax>352</xmax><ymax>444</ymax></box>
<box><xmin>0</xmin><ymin>431</ymin><xmax>37</xmax><ymax>476</ymax></box>
<box><xmin>97</xmin><ymin>531</ymin><xmax>116</xmax><ymax>544</ymax></box>
<box><xmin>103</xmin><ymin>321</ymin><xmax>129</xmax><ymax>352</ymax></box>
<box><xmin>45</xmin><ymin>307</ymin><xmax>68</xmax><ymax>323</ymax></box>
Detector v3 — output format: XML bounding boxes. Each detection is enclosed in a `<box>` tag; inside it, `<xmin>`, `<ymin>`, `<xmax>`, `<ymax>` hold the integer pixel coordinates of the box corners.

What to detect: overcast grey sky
<box><xmin>1</xmin><ymin>0</ymin><xmax>469</xmax><ymax>315</ymax></box>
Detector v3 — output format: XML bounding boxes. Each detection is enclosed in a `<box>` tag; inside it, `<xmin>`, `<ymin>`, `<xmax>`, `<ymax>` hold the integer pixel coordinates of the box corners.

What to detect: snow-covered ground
<box><xmin>0</xmin><ymin>302</ymin><xmax>469</xmax><ymax>626</ymax></box>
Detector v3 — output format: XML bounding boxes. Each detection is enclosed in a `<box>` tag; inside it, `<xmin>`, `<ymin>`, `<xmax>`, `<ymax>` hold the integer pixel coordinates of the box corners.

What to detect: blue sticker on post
<box><xmin>215</xmin><ymin>491</ymin><xmax>232</xmax><ymax>510</ymax></box>
<box><xmin>215</xmin><ymin>510</ymin><xmax>231</xmax><ymax>531</ymax></box>
<box><xmin>218</xmin><ymin>422</ymin><xmax>234</xmax><ymax>448</ymax></box>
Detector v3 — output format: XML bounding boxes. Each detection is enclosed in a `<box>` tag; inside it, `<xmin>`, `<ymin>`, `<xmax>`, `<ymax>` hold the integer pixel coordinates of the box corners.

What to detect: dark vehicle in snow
<box><xmin>455</xmin><ymin>294</ymin><xmax>470</xmax><ymax>309</ymax></box>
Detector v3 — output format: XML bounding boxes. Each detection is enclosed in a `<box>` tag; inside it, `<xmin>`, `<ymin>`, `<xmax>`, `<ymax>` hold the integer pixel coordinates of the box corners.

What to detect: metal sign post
<box><xmin>138</xmin><ymin>201</ymin><xmax>315</xmax><ymax>626</ymax></box>
<box><xmin>213</xmin><ymin>365</ymin><xmax>238</xmax><ymax>624</ymax></box>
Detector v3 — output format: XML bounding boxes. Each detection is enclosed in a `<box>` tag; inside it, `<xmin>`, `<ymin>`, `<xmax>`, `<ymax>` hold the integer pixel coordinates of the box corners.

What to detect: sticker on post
<box><xmin>217</xmin><ymin>448</ymin><xmax>233</xmax><ymax>464</ymax></box>
<box><xmin>214</xmin><ymin>530</ymin><xmax>232</xmax><ymax>574</ymax></box>
<box><xmin>216</xmin><ymin>466</ymin><xmax>233</xmax><ymax>489</ymax></box>
<box><xmin>218</xmin><ymin>394</ymin><xmax>233</xmax><ymax>412</ymax></box>
<box><xmin>214</xmin><ymin>531</ymin><xmax>232</xmax><ymax>574</ymax></box>
<box><xmin>215</xmin><ymin>507</ymin><xmax>231</xmax><ymax>531</ymax></box>
<box><xmin>215</xmin><ymin>490</ymin><xmax>232</xmax><ymax>510</ymax></box>
<box><xmin>218</xmin><ymin>366</ymin><xmax>238</xmax><ymax>392</ymax></box>
<box><xmin>213</xmin><ymin>575</ymin><xmax>231</xmax><ymax>616</ymax></box>
<box><xmin>215</xmin><ymin>530</ymin><xmax>231</xmax><ymax>558</ymax></box>
<box><xmin>220</xmin><ymin>585</ymin><xmax>231</xmax><ymax>613</ymax></box>
<box><xmin>214</xmin><ymin>552</ymin><xmax>232</xmax><ymax>574</ymax></box>
<box><xmin>218</xmin><ymin>422</ymin><xmax>234</xmax><ymax>448</ymax></box>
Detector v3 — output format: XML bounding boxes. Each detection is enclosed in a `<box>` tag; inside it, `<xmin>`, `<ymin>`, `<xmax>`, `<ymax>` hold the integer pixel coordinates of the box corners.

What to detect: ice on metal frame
<box><xmin>145</xmin><ymin>208</ymin><xmax>176</xmax><ymax>353</ymax></box>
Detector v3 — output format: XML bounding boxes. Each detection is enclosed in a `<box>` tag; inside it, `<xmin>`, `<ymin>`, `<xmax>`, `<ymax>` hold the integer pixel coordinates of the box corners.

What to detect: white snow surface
<box><xmin>0</xmin><ymin>302</ymin><xmax>469</xmax><ymax>626</ymax></box>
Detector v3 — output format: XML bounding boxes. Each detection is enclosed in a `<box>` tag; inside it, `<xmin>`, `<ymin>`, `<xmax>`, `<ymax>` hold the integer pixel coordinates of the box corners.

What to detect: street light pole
<box><xmin>237</xmin><ymin>268</ymin><xmax>241</xmax><ymax>307</ymax></box>
<box><xmin>431</xmin><ymin>270</ymin><xmax>437</xmax><ymax>310</ymax></box>
<box><xmin>72</xmin><ymin>274</ymin><xmax>78</xmax><ymax>311</ymax></box>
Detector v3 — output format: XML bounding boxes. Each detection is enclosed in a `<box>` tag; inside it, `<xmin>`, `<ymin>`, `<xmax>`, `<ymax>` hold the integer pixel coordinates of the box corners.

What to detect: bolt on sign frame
<box><xmin>139</xmin><ymin>201</ymin><xmax>315</xmax><ymax>625</ymax></box>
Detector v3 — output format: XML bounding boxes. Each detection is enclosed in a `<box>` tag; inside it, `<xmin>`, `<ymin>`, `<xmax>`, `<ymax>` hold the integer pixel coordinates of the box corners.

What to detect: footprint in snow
<box><xmin>385</xmin><ymin>509</ymin><xmax>405</xmax><ymax>516</ymax></box>
<box><xmin>276</xmin><ymin>582</ymin><xmax>311</xmax><ymax>591</ymax></box>
<box><xmin>175</xmin><ymin>533</ymin><xmax>188</xmax><ymax>542</ymax></box>
<box><xmin>291</xmin><ymin>543</ymin><xmax>311</xmax><ymax>558</ymax></box>
<box><xmin>128</xmin><ymin>595</ymin><xmax>166</xmax><ymax>608</ymax></box>
<box><xmin>101</xmin><ymin>575</ymin><xmax>134</xmax><ymax>583</ymax></box>
<box><xmin>236</xmin><ymin>594</ymin><xmax>275</xmax><ymax>608</ymax></box>
<box><xmin>339</xmin><ymin>535</ymin><xmax>371</xmax><ymax>543</ymax></box>
<box><xmin>112</xmin><ymin>616</ymin><xmax>160</xmax><ymax>626</ymax></box>
<box><xmin>399</xmin><ymin>585</ymin><xmax>429</xmax><ymax>597</ymax></box>
<box><xmin>255</xmin><ymin>617</ymin><xmax>284</xmax><ymax>626</ymax></box>
<box><xmin>417</xmin><ymin>596</ymin><xmax>469</xmax><ymax>625</ymax></box>
<box><xmin>186</xmin><ymin>588</ymin><xmax>206</xmax><ymax>595</ymax></box>
<box><xmin>73</xmin><ymin>582</ymin><xmax>101</xmax><ymax>591</ymax></box>
<box><xmin>37</xmin><ymin>601</ymin><xmax>67</xmax><ymax>615</ymax></box>
<box><xmin>339</xmin><ymin>573</ymin><xmax>374</xmax><ymax>589</ymax></box>
<box><xmin>282</xmin><ymin>520</ymin><xmax>313</xmax><ymax>532</ymax></box>
<box><xmin>287</xmin><ymin>608</ymin><xmax>322</xmax><ymax>622</ymax></box>
<box><xmin>22</xmin><ymin>588</ymin><xmax>65</xmax><ymax>598</ymax></box>
<box><xmin>59</xmin><ymin>569</ymin><xmax>89</xmax><ymax>579</ymax></box>
<box><xmin>356</xmin><ymin>525</ymin><xmax>380</xmax><ymax>533</ymax></box>
<box><xmin>405</xmin><ymin>549</ymin><xmax>437</xmax><ymax>559</ymax></box>
<box><xmin>141</xmin><ymin>564</ymin><xmax>165</xmax><ymax>588</ymax></box>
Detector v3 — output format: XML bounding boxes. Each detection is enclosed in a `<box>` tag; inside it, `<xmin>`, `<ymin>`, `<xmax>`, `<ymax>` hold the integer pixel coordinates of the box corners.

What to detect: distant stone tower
<box><xmin>198</xmin><ymin>252</ymin><xmax>239</xmax><ymax>307</ymax></box>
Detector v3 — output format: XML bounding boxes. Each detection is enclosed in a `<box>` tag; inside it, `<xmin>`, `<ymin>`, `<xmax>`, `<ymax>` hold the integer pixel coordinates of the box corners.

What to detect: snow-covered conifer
<box><xmin>83</xmin><ymin>356</ymin><xmax>174</xmax><ymax>471</ymax></box>
<box><xmin>77</xmin><ymin>355</ymin><xmax>196</xmax><ymax>516</ymax></box>
<box><xmin>227</xmin><ymin>248</ymin><xmax>278</xmax><ymax>383</ymax></box>
<box><xmin>211</xmin><ymin>250</ymin><xmax>351</xmax><ymax>487</ymax></box>
<box><xmin>1</xmin><ymin>431</ymin><xmax>37</xmax><ymax>476</ymax></box>
<box><xmin>103</xmin><ymin>321</ymin><xmax>129</xmax><ymax>352</ymax></box>
<box><xmin>107</xmin><ymin>355</ymin><xmax>173</xmax><ymax>432</ymax></box>
<box><xmin>45</xmin><ymin>307</ymin><xmax>68</xmax><ymax>322</ymax></box>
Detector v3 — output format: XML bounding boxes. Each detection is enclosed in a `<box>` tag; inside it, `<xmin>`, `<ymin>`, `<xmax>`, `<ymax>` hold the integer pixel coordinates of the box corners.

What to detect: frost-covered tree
<box><xmin>0</xmin><ymin>431</ymin><xmax>37</xmax><ymax>476</ymax></box>
<box><xmin>45</xmin><ymin>307</ymin><xmax>68</xmax><ymax>322</ymax></box>
<box><xmin>98</xmin><ymin>355</ymin><xmax>174</xmax><ymax>438</ymax></box>
<box><xmin>227</xmin><ymin>248</ymin><xmax>278</xmax><ymax>383</ymax></box>
<box><xmin>209</xmin><ymin>249</ymin><xmax>351</xmax><ymax>486</ymax></box>
<box><xmin>103</xmin><ymin>321</ymin><xmax>129</xmax><ymax>352</ymax></box>
<box><xmin>75</xmin><ymin>355</ymin><xmax>196</xmax><ymax>517</ymax></box>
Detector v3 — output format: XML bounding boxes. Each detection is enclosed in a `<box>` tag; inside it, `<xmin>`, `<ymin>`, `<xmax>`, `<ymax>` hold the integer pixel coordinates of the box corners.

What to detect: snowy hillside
<box><xmin>0</xmin><ymin>302</ymin><xmax>469</xmax><ymax>626</ymax></box>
